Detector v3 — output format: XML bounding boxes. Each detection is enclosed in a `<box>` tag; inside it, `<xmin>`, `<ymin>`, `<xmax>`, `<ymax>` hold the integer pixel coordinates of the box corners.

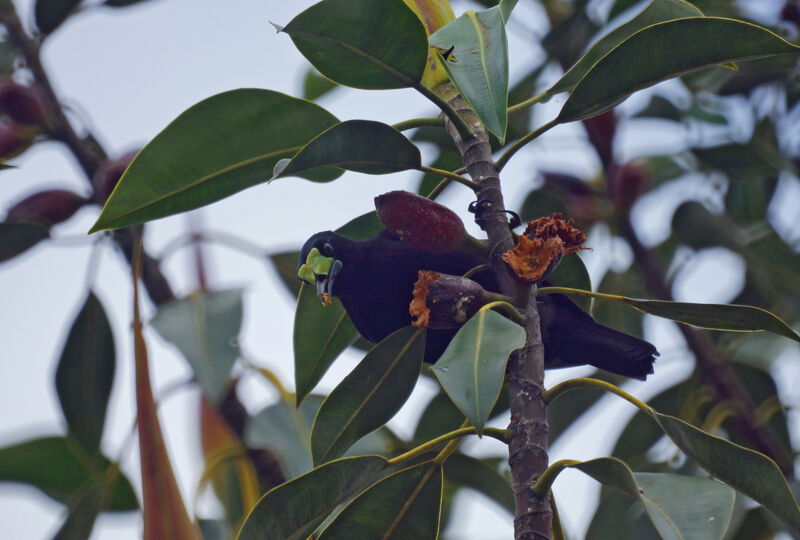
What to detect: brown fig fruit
<box><xmin>0</xmin><ymin>79</ymin><xmax>50</xmax><ymax>127</ymax></box>
<box><xmin>375</xmin><ymin>190</ymin><xmax>467</xmax><ymax>254</ymax></box>
<box><xmin>6</xmin><ymin>189</ymin><xmax>86</xmax><ymax>228</ymax></box>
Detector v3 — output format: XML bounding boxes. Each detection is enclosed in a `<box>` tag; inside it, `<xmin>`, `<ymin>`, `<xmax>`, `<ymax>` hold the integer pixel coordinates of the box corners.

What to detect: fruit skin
<box><xmin>0</xmin><ymin>121</ymin><xmax>35</xmax><ymax>160</ymax></box>
<box><xmin>93</xmin><ymin>151</ymin><xmax>138</xmax><ymax>204</ymax></box>
<box><xmin>0</xmin><ymin>79</ymin><xmax>51</xmax><ymax>127</ymax></box>
<box><xmin>410</xmin><ymin>270</ymin><xmax>488</xmax><ymax>328</ymax></box>
<box><xmin>6</xmin><ymin>189</ymin><xmax>86</xmax><ymax>228</ymax></box>
<box><xmin>375</xmin><ymin>190</ymin><xmax>467</xmax><ymax>254</ymax></box>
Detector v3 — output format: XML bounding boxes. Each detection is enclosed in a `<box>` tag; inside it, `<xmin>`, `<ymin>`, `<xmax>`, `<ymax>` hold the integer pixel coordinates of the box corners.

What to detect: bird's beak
<box><xmin>297</xmin><ymin>248</ymin><xmax>342</xmax><ymax>306</ymax></box>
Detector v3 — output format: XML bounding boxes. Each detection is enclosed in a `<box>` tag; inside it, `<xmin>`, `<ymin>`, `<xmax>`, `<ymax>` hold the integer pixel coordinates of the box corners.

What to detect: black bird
<box><xmin>297</xmin><ymin>229</ymin><xmax>657</xmax><ymax>380</ymax></box>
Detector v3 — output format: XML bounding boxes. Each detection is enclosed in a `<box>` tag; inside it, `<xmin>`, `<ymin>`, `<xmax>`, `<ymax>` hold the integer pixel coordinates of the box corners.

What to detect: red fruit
<box><xmin>782</xmin><ymin>3</ymin><xmax>800</xmax><ymax>27</ymax></box>
<box><xmin>0</xmin><ymin>79</ymin><xmax>50</xmax><ymax>127</ymax></box>
<box><xmin>375</xmin><ymin>190</ymin><xmax>466</xmax><ymax>254</ymax></box>
<box><xmin>0</xmin><ymin>121</ymin><xmax>34</xmax><ymax>159</ymax></box>
<box><xmin>582</xmin><ymin>109</ymin><xmax>617</xmax><ymax>168</ymax></box>
<box><xmin>607</xmin><ymin>161</ymin><xmax>648</xmax><ymax>211</ymax></box>
<box><xmin>93</xmin><ymin>151</ymin><xmax>138</xmax><ymax>204</ymax></box>
<box><xmin>6</xmin><ymin>189</ymin><xmax>86</xmax><ymax>228</ymax></box>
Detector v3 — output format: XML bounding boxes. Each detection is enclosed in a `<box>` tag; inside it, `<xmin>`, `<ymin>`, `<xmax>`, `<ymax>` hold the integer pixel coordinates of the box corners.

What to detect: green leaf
<box><xmin>548</xmin><ymin>253</ymin><xmax>591</xmax><ymax>311</ymax></box>
<box><xmin>608</xmin><ymin>0</ymin><xmax>644</xmax><ymax>21</ymax></box>
<box><xmin>499</xmin><ymin>0</ymin><xmax>518</xmax><ymax>21</ymax></box>
<box><xmin>0</xmin><ymin>436</ymin><xmax>137</xmax><ymax>510</ymax></box>
<box><xmin>236</xmin><ymin>455</ymin><xmax>388</xmax><ymax>540</ymax></box>
<box><xmin>558</xmin><ymin>18</ymin><xmax>800</xmax><ymax>123</ymax></box>
<box><xmin>273</xmin><ymin>120</ymin><xmax>421</xmax><ymax>179</ymax></box>
<box><xmin>0</xmin><ymin>221</ymin><xmax>49</xmax><ymax>263</ymax></box>
<box><xmin>653</xmin><ymin>412</ymin><xmax>800</xmax><ymax>535</ymax></box>
<box><xmin>35</xmin><ymin>0</ymin><xmax>81</xmax><ymax>34</ymax></box>
<box><xmin>550</xmin><ymin>0</ymin><xmax>703</xmax><ymax>95</ymax></box>
<box><xmin>443</xmin><ymin>453</ymin><xmax>513</xmax><ymax>514</ymax></box>
<box><xmin>55</xmin><ymin>293</ymin><xmax>115</xmax><ymax>456</ymax></box>
<box><xmin>413</xmin><ymin>392</ymin><xmax>465</xmax><ymax>443</ymax></box>
<box><xmin>318</xmin><ymin>462</ymin><xmax>442</xmax><ymax>540</ymax></box>
<box><xmin>429</xmin><ymin>7</ymin><xmax>509</xmax><ymax>142</ymax></box>
<box><xmin>294</xmin><ymin>282</ymin><xmax>360</xmax><ymax>405</ymax></box>
<box><xmin>431</xmin><ymin>310</ymin><xmax>525</xmax><ymax>435</ymax></box>
<box><xmin>545</xmin><ymin>287</ymin><xmax>800</xmax><ymax>343</ymax></box>
<box><xmin>90</xmin><ymin>89</ymin><xmax>339</xmax><ymax>231</ymax></box>
<box><xmin>548</xmin><ymin>370</ymin><xmax>619</xmax><ymax>445</ymax></box>
<box><xmin>572</xmin><ymin>458</ymin><xmax>736</xmax><ymax>540</ymax></box>
<box><xmin>311</xmin><ymin>327</ymin><xmax>424</xmax><ymax>465</ymax></box>
<box><xmin>671</xmin><ymin>201</ymin><xmax>738</xmax><ymax>251</ymax></box>
<box><xmin>245</xmin><ymin>396</ymin><xmax>323</xmax><ymax>480</ymax></box>
<box><xmin>150</xmin><ymin>289</ymin><xmax>243</xmax><ymax>404</ymax></box>
<box><xmin>281</xmin><ymin>0</ymin><xmax>428</xmax><ymax>90</ymax></box>
<box><xmin>52</xmin><ymin>469</ymin><xmax>121</xmax><ymax>540</ymax></box>
<box><xmin>303</xmin><ymin>68</ymin><xmax>339</xmax><ymax>101</ymax></box>
<box><xmin>104</xmin><ymin>0</ymin><xmax>155</xmax><ymax>6</ymax></box>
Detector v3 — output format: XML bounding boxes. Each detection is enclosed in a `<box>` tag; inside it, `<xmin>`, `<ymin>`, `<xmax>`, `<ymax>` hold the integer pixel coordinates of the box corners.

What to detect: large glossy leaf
<box><xmin>572</xmin><ymin>458</ymin><xmax>735</xmax><ymax>540</ymax></box>
<box><xmin>294</xmin><ymin>282</ymin><xmax>360</xmax><ymax>405</ymax></box>
<box><xmin>35</xmin><ymin>0</ymin><xmax>80</xmax><ymax>34</ymax></box>
<box><xmin>150</xmin><ymin>289</ymin><xmax>243</xmax><ymax>404</ymax></box>
<box><xmin>273</xmin><ymin>120</ymin><xmax>421</xmax><ymax>179</ymax></box>
<box><xmin>0</xmin><ymin>436</ymin><xmax>137</xmax><ymax>510</ymax></box>
<box><xmin>318</xmin><ymin>462</ymin><xmax>442</xmax><ymax>539</ymax></box>
<box><xmin>429</xmin><ymin>7</ymin><xmax>509</xmax><ymax>142</ymax></box>
<box><xmin>52</xmin><ymin>470</ymin><xmax>121</xmax><ymax>540</ymax></box>
<box><xmin>549</xmin><ymin>0</ymin><xmax>703</xmax><ymax>95</ymax></box>
<box><xmin>443</xmin><ymin>453</ymin><xmax>514</xmax><ymax>514</ymax></box>
<box><xmin>0</xmin><ymin>221</ymin><xmax>48</xmax><ymax>262</ymax></box>
<box><xmin>236</xmin><ymin>455</ymin><xmax>388</xmax><ymax>540</ymax></box>
<box><xmin>413</xmin><ymin>391</ymin><xmax>464</xmax><ymax>443</ymax></box>
<box><xmin>303</xmin><ymin>68</ymin><xmax>339</xmax><ymax>101</ymax></box>
<box><xmin>245</xmin><ymin>396</ymin><xmax>323</xmax><ymax>479</ymax></box>
<box><xmin>311</xmin><ymin>327</ymin><xmax>425</xmax><ymax>465</ymax></box>
<box><xmin>55</xmin><ymin>293</ymin><xmax>115</xmax><ymax>456</ymax></box>
<box><xmin>431</xmin><ymin>310</ymin><xmax>525</xmax><ymax>435</ymax></box>
<box><xmin>90</xmin><ymin>90</ymin><xmax>339</xmax><ymax>231</ymax></box>
<box><xmin>280</xmin><ymin>0</ymin><xmax>428</xmax><ymax>90</ymax></box>
<box><xmin>558</xmin><ymin>18</ymin><xmax>800</xmax><ymax>123</ymax></box>
<box><xmin>541</xmin><ymin>287</ymin><xmax>800</xmax><ymax>343</ymax></box>
<box><xmin>653</xmin><ymin>412</ymin><xmax>800</xmax><ymax>535</ymax></box>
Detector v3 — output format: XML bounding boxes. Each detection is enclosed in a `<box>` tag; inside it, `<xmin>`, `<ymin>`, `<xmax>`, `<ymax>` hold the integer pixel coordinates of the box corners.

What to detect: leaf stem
<box><xmin>414</xmin><ymin>82</ymin><xmax>474</xmax><ymax>140</ymax></box>
<box><xmin>417</xmin><ymin>166</ymin><xmax>478</xmax><ymax>190</ymax></box>
<box><xmin>495</xmin><ymin>118</ymin><xmax>558</xmax><ymax>171</ymax></box>
<box><xmin>480</xmin><ymin>300</ymin><xmax>526</xmax><ymax>325</ymax></box>
<box><xmin>538</xmin><ymin>286</ymin><xmax>622</xmax><ymax>302</ymax></box>
<box><xmin>531</xmin><ymin>459</ymin><xmax>581</xmax><ymax>496</ymax></box>
<box><xmin>386</xmin><ymin>426</ymin><xmax>511</xmax><ymax>467</ymax></box>
<box><xmin>544</xmin><ymin>377</ymin><xmax>652</xmax><ymax>415</ymax></box>
<box><xmin>463</xmin><ymin>263</ymin><xmax>491</xmax><ymax>279</ymax></box>
<box><xmin>392</xmin><ymin>116</ymin><xmax>444</xmax><ymax>132</ymax></box>
<box><xmin>507</xmin><ymin>90</ymin><xmax>551</xmax><ymax>114</ymax></box>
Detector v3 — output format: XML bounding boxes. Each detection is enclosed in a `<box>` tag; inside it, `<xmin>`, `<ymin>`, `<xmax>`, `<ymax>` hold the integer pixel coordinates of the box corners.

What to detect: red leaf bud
<box><xmin>6</xmin><ymin>189</ymin><xmax>86</xmax><ymax>228</ymax></box>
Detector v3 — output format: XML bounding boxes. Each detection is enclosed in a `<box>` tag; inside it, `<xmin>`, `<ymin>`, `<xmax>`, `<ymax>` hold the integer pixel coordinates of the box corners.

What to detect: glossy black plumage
<box><xmin>299</xmin><ymin>230</ymin><xmax>657</xmax><ymax>379</ymax></box>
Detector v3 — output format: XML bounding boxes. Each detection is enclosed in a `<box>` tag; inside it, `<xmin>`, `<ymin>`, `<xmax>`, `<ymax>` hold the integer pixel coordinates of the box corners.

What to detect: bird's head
<box><xmin>297</xmin><ymin>231</ymin><xmax>345</xmax><ymax>306</ymax></box>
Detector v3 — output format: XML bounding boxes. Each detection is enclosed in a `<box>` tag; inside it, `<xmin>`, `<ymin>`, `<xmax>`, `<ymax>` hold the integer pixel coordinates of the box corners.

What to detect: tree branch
<box><xmin>441</xmin><ymin>86</ymin><xmax>552</xmax><ymax>540</ymax></box>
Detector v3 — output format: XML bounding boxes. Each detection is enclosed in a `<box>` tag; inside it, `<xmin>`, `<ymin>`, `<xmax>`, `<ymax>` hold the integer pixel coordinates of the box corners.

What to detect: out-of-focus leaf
<box><xmin>133</xmin><ymin>285</ymin><xmax>199</xmax><ymax>540</ymax></box>
<box><xmin>506</xmin><ymin>64</ymin><xmax>546</xmax><ymax>143</ymax></box>
<box><xmin>413</xmin><ymin>391</ymin><xmax>464</xmax><ymax>443</ymax></box>
<box><xmin>52</xmin><ymin>469</ymin><xmax>121</xmax><ymax>540</ymax></box>
<box><xmin>429</xmin><ymin>6</ymin><xmax>509</xmax><ymax>142</ymax></box>
<box><xmin>318</xmin><ymin>462</ymin><xmax>442</xmax><ymax>539</ymax></box>
<box><xmin>272</xmin><ymin>120</ymin><xmax>421</xmax><ymax>179</ymax></box>
<box><xmin>246</xmin><ymin>396</ymin><xmax>323</xmax><ymax>479</ymax></box>
<box><xmin>550</xmin><ymin>0</ymin><xmax>703</xmax><ymax>95</ymax></box>
<box><xmin>654</xmin><ymin>412</ymin><xmax>800</xmax><ymax>535</ymax></box>
<box><xmin>586</xmin><ymin>488</ymin><xmax>639</xmax><ymax>540</ymax></box>
<box><xmin>634</xmin><ymin>95</ymin><xmax>683</xmax><ymax>121</ymax></box>
<box><xmin>150</xmin><ymin>289</ymin><xmax>243</xmax><ymax>404</ymax></box>
<box><xmin>608</xmin><ymin>0</ymin><xmax>644</xmax><ymax>21</ymax></box>
<box><xmin>35</xmin><ymin>0</ymin><xmax>81</xmax><ymax>34</ymax></box>
<box><xmin>594</xmin><ymin>265</ymin><xmax>647</xmax><ymax>338</ymax></box>
<box><xmin>269</xmin><ymin>251</ymin><xmax>303</xmax><ymax>299</ymax></box>
<box><xmin>0</xmin><ymin>436</ymin><xmax>137</xmax><ymax>510</ymax></box>
<box><xmin>548</xmin><ymin>253</ymin><xmax>591</xmax><ymax>311</ymax></box>
<box><xmin>311</xmin><ymin>327</ymin><xmax>424</xmax><ymax>465</ymax></box>
<box><xmin>280</xmin><ymin>0</ymin><xmax>428</xmax><ymax>90</ymax></box>
<box><xmin>198</xmin><ymin>519</ymin><xmax>231</xmax><ymax>540</ymax></box>
<box><xmin>572</xmin><ymin>458</ymin><xmax>736</xmax><ymax>540</ymax></box>
<box><xmin>294</xmin><ymin>283</ymin><xmax>360</xmax><ymax>405</ymax></box>
<box><xmin>519</xmin><ymin>188</ymin><xmax>567</xmax><ymax>224</ymax></box>
<box><xmin>431</xmin><ymin>310</ymin><xmax>525</xmax><ymax>434</ymax></box>
<box><xmin>237</xmin><ymin>455</ymin><xmax>388</xmax><ymax>540</ymax></box>
<box><xmin>558</xmin><ymin>18</ymin><xmax>800</xmax><ymax>123</ymax></box>
<box><xmin>443</xmin><ymin>453</ymin><xmax>514</xmax><ymax>514</ymax></box>
<box><xmin>90</xmin><ymin>90</ymin><xmax>340</xmax><ymax>231</ymax></box>
<box><xmin>542</xmin><ymin>8</ymin><xmax>599</xmax><ymax>69</ymax></box>
<box><xmin>672</xmin><ymin>201</ymin><xmax>738</xmax><ymax>250</ymax></box>
<box><xmin>303</xmin><ymin>68</ymin><xmax>339</xmax><ymax>101</ymax></box>
<box><xmin>548</xmin><ymin>370</ymin><xmax>619</xmax><ymax>445</ymax></box>
<box><xmin>416</xmin><ymin>146</ymin><xmax>462</xmax><ymax>197</ymax></box>
<box><xmin>55</xmin><ymin>293</ymin><xmax>115</xmax><ymax>456</ymax></box>
<box><xmin>0</xmin><ymin>221</ymin><xmax>49</xmax><ymax>262</ymax></box>
<box><xmin>104</xmin><ymin>0</ymin><xmax>156</xmax><ymax>6</ymax></box>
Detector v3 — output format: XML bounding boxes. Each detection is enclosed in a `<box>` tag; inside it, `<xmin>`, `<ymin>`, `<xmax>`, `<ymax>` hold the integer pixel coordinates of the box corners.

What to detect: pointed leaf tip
<box><xmin>269</xmin><ymin>21</ymin><xmax>284</xmax><ymax>33</ymax></box>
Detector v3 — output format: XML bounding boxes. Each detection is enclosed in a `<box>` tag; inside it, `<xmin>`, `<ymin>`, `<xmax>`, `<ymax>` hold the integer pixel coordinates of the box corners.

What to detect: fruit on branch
<box><xmin>0</xmin><ymin>120</ymin><xmax>36</xmax><ymax>159</ymax></box>
<box><xmin>502</xmin><ymin>213</ymin><xmax>587</xmax><ymax>282</ymax></box>
<box><xmin>5</xmin><ymin>189</ymin><xmax>86</xmax><ymax>228</ymax></box>
<box><xmin>607</xmin><ymin>160</ymin><xmax>648</xmax><ymax>211</ymax></box>
<box><xmin>297</xmin><ymin>201</ymin><xmax>658</xmax><ymax>379</ymax></box>
<box><xmin>93</xmin><ymin>151</ymin><xmax>138</xmax><ymax>204</ymax></box>
<box><xmin>409</xmin><ymin>270</ymin><xmax>490</xmax><ymax>328</ymax></box>
<box><xmin>0</xmin><ymin>79</ymin><xmax>51</xmax><ymax>127</ymax></box>
<box><xmin>375</xmin><ymin>190</ymin><xmax>467</xmax><ymax>254</ymax></box>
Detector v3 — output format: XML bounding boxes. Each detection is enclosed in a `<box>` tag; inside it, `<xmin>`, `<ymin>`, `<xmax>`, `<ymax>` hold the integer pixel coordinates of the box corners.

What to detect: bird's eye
<box><xmin>321</xmin><ymin>242</ymin><xmax>334</xmax><ymax>256</ymax></box>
